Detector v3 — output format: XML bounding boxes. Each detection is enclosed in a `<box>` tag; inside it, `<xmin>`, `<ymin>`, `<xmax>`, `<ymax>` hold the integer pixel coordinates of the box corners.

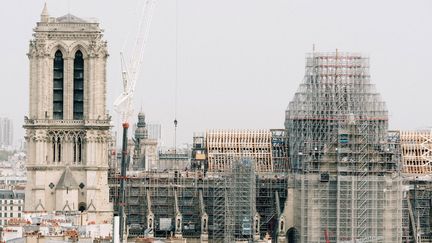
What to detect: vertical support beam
<box><xmin>64</xmin><ymin>57</ymin><xmax>73</xmax><ymax>120</ymax></box>
<box><xmin>119</xmin><ymin>122</ymin><xmax>129</xmax><ymax>243</ymax></box>
<box><xmin>113</xmin><ymin>216</ymin><xmax>120</xmax><ymax>243</ymax></box>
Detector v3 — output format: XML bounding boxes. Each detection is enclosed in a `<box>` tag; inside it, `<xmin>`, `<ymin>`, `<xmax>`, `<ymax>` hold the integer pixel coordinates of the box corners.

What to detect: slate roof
<box><xmin>56</xmin><ymin>167</ymin><xmax>79</xmax><ymax>189</ymax></box>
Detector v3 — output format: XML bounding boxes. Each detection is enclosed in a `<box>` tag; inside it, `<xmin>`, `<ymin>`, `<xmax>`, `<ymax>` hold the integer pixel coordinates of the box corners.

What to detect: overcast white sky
<box><xmin>1</xmin><ymin>0</ymin><xmax>431</xmax><ymax>147</ymax></box>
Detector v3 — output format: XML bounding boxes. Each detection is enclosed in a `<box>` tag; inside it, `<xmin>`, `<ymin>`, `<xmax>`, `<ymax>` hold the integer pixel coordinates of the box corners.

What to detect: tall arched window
<box><xmin>57</xmin><ymin>137</ymin><xmax>62</xmax><ymax>162</ymax></box>
<box><xmin>73</xmin><ymin>50</ymin><xmax>84</xmax><ymax>120</ymax></box>
<box><xmin>53</xmin><ymin>50</ymin><xmax>64</xmax><ymax>120</ymax></box>
<box><xmin>52</xmin><ymin>136</ymin><xmax>62</xmax><ymax>163</ymax></box>
<box><xmin>73</xmin><ymin>136</ymin><xmax>82</xmax><ymax>164</ymax></box>
<box><xmin>77</xmin><ymin>137</ymin><xmax>82</xmax><ymax>163</ymax></box>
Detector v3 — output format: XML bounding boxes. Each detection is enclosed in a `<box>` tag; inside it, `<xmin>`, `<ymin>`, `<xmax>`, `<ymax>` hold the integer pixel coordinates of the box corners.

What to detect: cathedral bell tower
<box><xmin>23</xmin><ymin>4</ymin><xmax>112</xmax><ymax>223</ymax></box>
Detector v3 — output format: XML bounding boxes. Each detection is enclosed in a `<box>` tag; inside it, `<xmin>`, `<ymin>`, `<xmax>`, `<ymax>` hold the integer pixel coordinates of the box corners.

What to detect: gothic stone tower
<box><xmin>23</xmin><ymin>4</ymin><xmax>112</xmax><ymax>223</ymax></box>
<box><xmin>132</xmin><ymin>112</ymin><xmax>157</xmax><ymax>171</ymax></box>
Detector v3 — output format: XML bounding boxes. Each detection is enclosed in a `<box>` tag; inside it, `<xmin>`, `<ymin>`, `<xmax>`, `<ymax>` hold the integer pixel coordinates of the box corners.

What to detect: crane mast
<box><xmin>114</xmin><ymin>0</ymin><xmax>156</xmax><ymax>122</ymax></box>
<box><xmin>113</xmin><ymin>1</ymin><xmax>157</xmax><ymax>242</ymax></box>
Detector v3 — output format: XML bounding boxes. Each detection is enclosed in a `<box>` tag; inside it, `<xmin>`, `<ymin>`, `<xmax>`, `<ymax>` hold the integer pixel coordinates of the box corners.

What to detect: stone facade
<box><xmin>23</xmin><ymin>4</ymin><xmax>112</xmax><ymax>224</ymax></box>
<box><xmin>0</xmin><ymin>190</ymin><xmax>24</xmax><ymax>226</ymax></box>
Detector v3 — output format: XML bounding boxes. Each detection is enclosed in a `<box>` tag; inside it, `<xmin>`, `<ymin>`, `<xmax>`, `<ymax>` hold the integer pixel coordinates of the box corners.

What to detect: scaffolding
<box><xmin>226</xmin><ymin>158</ymin><xmax>256</xmax><ymax>241</ymax></box>
<box><xmin>285</xmin><ymin>52</ymin><xmax>402</xmax><ymax>242</ymax></box>
<box><xmin>399</xmin><ymin>129</ymin><xmax>432</xmax><ymax>242</ymax></box>
<box><xmin>210</xmin><ymin>176</ymin><xmax>226</xmax><ymax>242</ymax></box>
<box><xmin>109</xmin><ymin>128</ymin><xmax>289</xmax><ymax>242</ymax></box>
<box><xmin>271</xmin><ymin>129</ymin><xmax>289</xmax><ymax>172</ymax></box>
<box><xmin>109</xmin><ymin>167</ymin><xmax>287</xmax><ymax>242</ymax></box>
<box><xmin>401</xmin><ymin>176</ymin><xmax>432</xmax><ymax>243</ymax></box>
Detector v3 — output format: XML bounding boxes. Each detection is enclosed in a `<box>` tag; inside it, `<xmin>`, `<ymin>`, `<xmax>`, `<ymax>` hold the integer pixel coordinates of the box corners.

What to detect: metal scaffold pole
<box><xmin>119</xmin><ymin>122</ymin><xmax>129</xmax><ymax>243</ymax></box>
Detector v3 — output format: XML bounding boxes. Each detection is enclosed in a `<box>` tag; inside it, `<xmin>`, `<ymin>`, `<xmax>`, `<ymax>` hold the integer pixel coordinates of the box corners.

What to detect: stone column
<box><xmin>36</xmin><ymin>56</ymin><xmax>44</xmax><ymax>118</ymax></box>
<box><xmin>64</xmin><ymin>57</ymin><xmax>74</xmax><ymax>120</ymax></box>
<box><xmin>87</xmin><ymin>57</ymin><xmax>95</xmax><ymax>120</ymax></box>
<box><xmin>84</xmin><ymin>57</ymin><xmax>90</xmax><ymax>120</ymax></box>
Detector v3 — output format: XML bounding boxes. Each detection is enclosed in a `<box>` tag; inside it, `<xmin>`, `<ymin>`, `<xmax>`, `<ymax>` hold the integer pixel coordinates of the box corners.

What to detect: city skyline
<box><xmin>1</xmin><ymin>0</ymin><xmax>431</xmax><ymax>147</ymax></box>
<box><xmin>0</xmin><ymin>2</ymin><xmax>431</xmax><ymax>242</ymax></box>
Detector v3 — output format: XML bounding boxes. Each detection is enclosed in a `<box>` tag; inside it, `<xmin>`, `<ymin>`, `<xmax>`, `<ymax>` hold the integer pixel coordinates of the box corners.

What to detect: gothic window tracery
<box><xmin>52</xmin><ymin>138</ymin><xmax>56</xmax><ymax>163</ymax></box>
<box><xmin>51</xmin><ymin>136</ymin><xmax>62</xmax><ymax>163</ymax></box>
<box><xmin>57</xmin><ymin>137</ymin><xmax>62</xmax><ymax>162</ymax></box>
<box><xmin>73</xmin><ymin>135</ymin><xmax>83</xmax><ymax>164</ymax></box>
<box><xmin>49</xmin><ymin>130</ymin><xmax>85</xmax><ymax>164</ymax></box>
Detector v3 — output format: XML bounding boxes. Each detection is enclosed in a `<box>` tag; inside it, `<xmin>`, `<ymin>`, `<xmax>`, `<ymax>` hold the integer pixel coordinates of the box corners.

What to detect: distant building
<box><xmin>0</xmin><ymin>213</ymin><xmax>112</xmax><ymax>242</ymax></box>
<box><xmin>0</xmin><ymin>176</ymin><xmax>26</xmax><ymax>190</ymax></box>
<box><xmin>147</xmin><ymin>123</ymin><xmax>161</xmax><ymax>141</ymax></box>
<box><xmin>158</xmin><ymin>149</ymin><xmax>190</xmax><ymax>171</ymax></box>
<box><xmin>0</xmin><ymin>118</ymin><xmax>13</xmax><ymax>147</ymax></box>
<box><xmin>0</xmin><ymin>190</ymin><xmax>24</xmax><ymax>226</ymax></box>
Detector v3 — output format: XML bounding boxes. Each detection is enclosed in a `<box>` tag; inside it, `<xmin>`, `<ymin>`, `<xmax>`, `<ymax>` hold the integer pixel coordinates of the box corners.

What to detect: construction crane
<box><xmin>114</xmin><ymin>0</ymin><xmax>157</xmax><ymax>123</ymax></box>
<box><xmin>113</xmin><ymin>1</ymin><xmax>157</xmax><ymax>242</ymax></box>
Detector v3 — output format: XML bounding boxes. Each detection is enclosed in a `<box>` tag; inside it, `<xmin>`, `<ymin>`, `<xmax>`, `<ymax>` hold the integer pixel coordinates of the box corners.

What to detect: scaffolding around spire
<box><xmin>285</xmin><ymin>51</ymin><xmax>403</xmax><ymax>242</ymax></box>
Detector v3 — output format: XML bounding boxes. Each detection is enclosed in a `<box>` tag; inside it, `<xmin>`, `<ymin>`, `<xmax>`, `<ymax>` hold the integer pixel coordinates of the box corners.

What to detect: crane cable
<box><xmin>174</xmin><ymin>0</ymin><xmax>179</xmax><ymax>157</ymax></box>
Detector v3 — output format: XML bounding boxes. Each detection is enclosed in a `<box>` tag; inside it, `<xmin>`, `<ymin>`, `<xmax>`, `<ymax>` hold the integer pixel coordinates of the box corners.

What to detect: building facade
<box><xmin>0</xmin><ymin>190</ymin><xmax>24</xmax><ymax>226</ymax></box>
<box><xmin>23</xmin><ymin>4</ymin><xmax>112</xmax><ymax>224</ymax></box>
<box><xmin>146</xmin><ymin>123</ymin><xmax>161</xmax><ymax>141</ymax></box>
<box><xmin>0</xmin><ymin>118</ymin><xmax>13</xmax><ymax>147</ymax></box>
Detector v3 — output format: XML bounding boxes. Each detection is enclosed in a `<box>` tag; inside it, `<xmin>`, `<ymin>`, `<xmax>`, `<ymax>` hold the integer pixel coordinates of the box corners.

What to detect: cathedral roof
<box><xmin>56</xmin><ymin>167</ymin><xmax>79</xmax><ymax>189</ymax></box>
<box><xmin>56</xmin><ymin>14</ymin><xmax>88</xmax><ymax>23</ymax></box>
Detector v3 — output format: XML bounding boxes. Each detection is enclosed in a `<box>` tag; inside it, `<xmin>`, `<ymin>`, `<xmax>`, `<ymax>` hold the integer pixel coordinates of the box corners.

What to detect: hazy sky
<box><xmin>1</xmin><ymin>0</ymin><xmax>431</xmax><ymax>147</ymax></box>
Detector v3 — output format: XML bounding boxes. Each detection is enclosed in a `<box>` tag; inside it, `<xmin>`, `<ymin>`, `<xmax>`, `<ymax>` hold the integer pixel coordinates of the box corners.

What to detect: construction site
<box><xmin>284</xmin><ymin>52</ymin><xmax>403</xmax><ymax>242</ymax></box>
<box><xmin>98</xmin><ymin>0</ymin><xmax>432</xmax><ymax>241</ymax></box>
<box><xmin>109</xmin><ymin>129</ymin><xmax>289</xmax><ymax>242</ymax></box>
<box><xmin>106</xmin><ymin>51</ymin><xmax>432</xmax><ymax>243</ymax></box>
<box><xmin>8</xmin><ymin>1</ymin><xmax>432</xmax><ymax>242</ymax></box>
<box><xmin>400</xmin><ymin>130</ymin><xmax>432</xmax><ymax>243</ymax></box>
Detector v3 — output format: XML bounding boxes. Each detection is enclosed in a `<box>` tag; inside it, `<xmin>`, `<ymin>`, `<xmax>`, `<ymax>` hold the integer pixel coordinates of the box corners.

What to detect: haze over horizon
<box><xmin>1</xmin><ymin>0</ymin><xmax>431</xmax><ymax>147</ymax></box>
